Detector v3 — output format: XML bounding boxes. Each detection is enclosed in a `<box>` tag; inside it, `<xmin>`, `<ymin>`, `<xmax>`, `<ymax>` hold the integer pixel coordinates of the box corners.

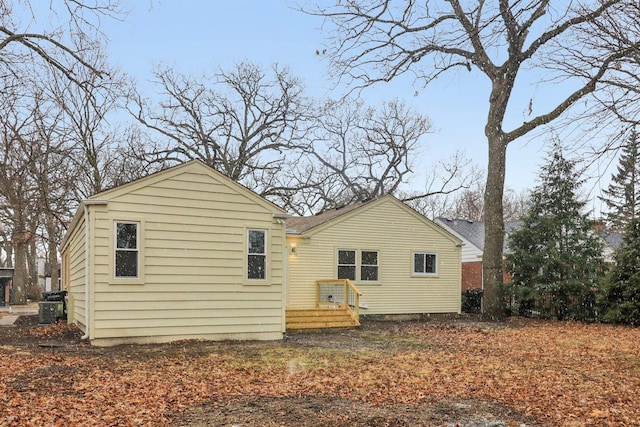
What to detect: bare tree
<box><xmin>45</xmin><ymin>44</ymin><xmax>140</xmax><ymax>199</ymax></box>
<box><xmin>284</xmin><ymin>98</ymin><xmax>433</xmax><ymax>214</ymax></box>
<box><xmin>28</xmin><ymin>89</ymin><xmax>82</xmax><ymax>292</ymax></box>
<box><xmin>110</xmin><ymin>129</ymin><xmax>167</xmax><ymax>189</ymax></box>
<box><xmin>412</xmin><ymin>165</ymin><xmax>487</xmax><ymax>221</ymax></box>
<box><xmin>35</xmin><ymin>45</ymin><xmax>153</xmax><ymax>294</ymax></box>
<box><xmin>400</xmin><ymin>160</ymin><xmax>528</xmax><ymax>221</ymax></box>
<box><xmin>0</xmin><ymin>1</ymin><xmax>122</xmax><ymax>88</ymax></box>
<box><xmin>304</xmin><ymin>1</ymin><xmax>640</xmax><ymax>318</ymax></box>
<box><xmin>129</xmin><ymin>60</ymin><xmax>311</xmax><ymax>197</ymax></box>
<box><xmin>0</xmin><ymin>1</ymin><xmax>125</xmax><ymax>301</ymax></box>
<box><xmin>401</xmin><ymin>150</ymin><xmax>480</xmax><ymax>204</ymax></box>
<box><xmin>503</xmin><ymin>188</ymin><xmax>530</xmax><ymax>221</ymax></box>
<box><xmin>407</xmin><ymin>175</ymin><xmax>529</xmax><ymax>221</ymax></box>
<box><xmin>0</xmin><ymin>85</ymin><xmax>40</xmax><ymax>304</ymax></box>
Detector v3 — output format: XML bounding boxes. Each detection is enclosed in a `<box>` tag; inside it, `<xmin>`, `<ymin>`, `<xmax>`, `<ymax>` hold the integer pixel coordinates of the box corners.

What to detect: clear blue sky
<box><xmin>101</xmin><ymin>1</ymin><xmax>611</xmax><ymax>213</ymax></box>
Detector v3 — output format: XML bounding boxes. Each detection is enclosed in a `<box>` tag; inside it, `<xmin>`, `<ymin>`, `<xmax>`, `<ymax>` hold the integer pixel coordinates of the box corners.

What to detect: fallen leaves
<box><xmin>22</xmin><ymin>321</ymin><xmax>81</xmax><ymax>339</ymax></box>
<box><xmin>0</xmin><ymin>319</ymin><xmax>639</xmax><ymax>426</ymax></box>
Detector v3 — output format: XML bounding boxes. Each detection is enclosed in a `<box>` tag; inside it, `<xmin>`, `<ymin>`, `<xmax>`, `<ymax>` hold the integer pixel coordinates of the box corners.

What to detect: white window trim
<box><xmin>337</xmin><ymin>248</ymin><xmax>357</xmax><ymax>281</ymax></box>
<box><xmin>114</xmin><ymin>220</ymin><xmax>140</xmax><ymax>280</ymax></box>
<box><xmin>247</xmin><ymin>229</ymin><xmax>267</xmax><ymax>281</ymax></box>
<box><xmin>412</xmin><ymin>251</ymin><xmax>438</xmax><ymax>276</ymax></box>
<box><xmin>336</xmin><ymin>248</ymin><xmax>381</xmax><ymax>283</ymax></box>
<box><xmin>360</xmin><ymin>249</ymin><xmax>379</xmax><ymax>282</ymax></box>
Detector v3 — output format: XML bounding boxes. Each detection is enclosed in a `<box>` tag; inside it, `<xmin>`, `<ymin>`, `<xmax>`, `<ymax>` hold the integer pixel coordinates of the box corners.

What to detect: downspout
<box><xmin>81</xmin><ymin>203</ymin><xmax>90</xmax><ymax>340</ymax></box>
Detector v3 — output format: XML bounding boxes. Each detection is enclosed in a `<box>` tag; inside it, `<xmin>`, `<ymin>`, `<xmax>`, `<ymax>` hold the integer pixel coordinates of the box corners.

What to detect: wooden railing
<box><xmin>315</xmin><ymin>279</ymin><xmax>363</xmax><ymax>320</ymax></box>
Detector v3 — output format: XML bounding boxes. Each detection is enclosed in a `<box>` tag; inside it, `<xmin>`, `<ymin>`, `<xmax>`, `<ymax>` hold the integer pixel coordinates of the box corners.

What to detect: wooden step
<box><xmin>286</xmin><ymin>308</ymin><xmax>360</xmax><ymax>330</ymax></box>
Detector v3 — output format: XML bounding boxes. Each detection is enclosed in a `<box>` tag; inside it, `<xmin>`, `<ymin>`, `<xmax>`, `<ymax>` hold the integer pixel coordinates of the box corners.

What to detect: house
<box><xmin>61</xmin><ymin>161</ymin><xmax>464</xmax><ymax>346</ymax></box>
<box><xmin>0</xmin><ymin>268</ymin><xmax>13</xmax><ymax>307</ymax></box>
<box><xmin>436</xmin><ymin>217</ymin><xmax>624</xmax><ymax>292</ymax></box>
<box><xmin>60</xmin><ymin>160</ymin><xmax>289</xmax><ymax>346</ymax></box>
<box><xmin>598</xmin><ymin>229</ymin><xmax>623</xmax><ymax>264</ymax></box>
<box><xmin>434</xmin><ymin>218</ymin><xmax>521</xmax><ymax>291</ymax></box>
<box><xmin>286</xmin><ymin>196</ymin><xmax>462</xmax><ymax>324</ymax></box>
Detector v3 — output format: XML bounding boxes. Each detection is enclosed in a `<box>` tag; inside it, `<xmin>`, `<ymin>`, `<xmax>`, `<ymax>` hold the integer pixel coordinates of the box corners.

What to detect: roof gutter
<box><xmin>272</xmin><ymin>212</ymin><xmax>291</xmax><ymax>225</ymax></box>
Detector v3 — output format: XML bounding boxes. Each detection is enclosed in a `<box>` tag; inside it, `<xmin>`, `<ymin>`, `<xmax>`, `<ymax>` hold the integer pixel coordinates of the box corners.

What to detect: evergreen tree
<box><xmin>599</xmin><ymin>128</ymin><xmax>640</xmax><ymax>230</ymax></box>
<box><xmin>599</xmin><ymin>218</ymin><xmax>640</xmax><ymax>325</ymax></box>
<box><xmin>506</xmin><ymin>143</ymin><xmax>605</xmax><ymax>320</ymax></box>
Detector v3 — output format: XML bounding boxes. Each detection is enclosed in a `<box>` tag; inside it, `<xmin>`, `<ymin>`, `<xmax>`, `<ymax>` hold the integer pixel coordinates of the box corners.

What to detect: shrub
<box><xmin>462</xmin><ymin>289</ymin><xmax>483</xmax><ymax>314</ymax></box>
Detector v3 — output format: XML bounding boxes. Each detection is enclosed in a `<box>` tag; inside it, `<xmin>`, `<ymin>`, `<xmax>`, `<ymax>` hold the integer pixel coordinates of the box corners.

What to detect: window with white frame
<box><xmin>337</xmin><ymin>249</ymin><xmax>356</xmax><ymax>281</ymax></box>
<box><xmin>115</xmin><ymin>222</ymin><xmax>139</xmax><ymax>278</ymax></box>
<box><xmin>360</xmin><ymin>250</ymin><xmax>379</xmax><ymax>281</ymax></box>
<box><xmin>247</xmin><ymin>229</ymin><xmax>267</xmax><ymax>280</ymax></box>
<box><xmin>337</xmin><ymin>249</ymin><xmax>379</xmax><ymax>282</ymax></box>
<box><xmin>413</xmin><ymin>252</ymin><xmax>437</xmax><ymax>275</ymax></box>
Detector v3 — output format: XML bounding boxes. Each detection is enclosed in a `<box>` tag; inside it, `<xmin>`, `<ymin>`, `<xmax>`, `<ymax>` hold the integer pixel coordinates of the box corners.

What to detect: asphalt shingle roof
<box><xmin>286</xmin><ymin>202</ymin><xmax>368</xmax><ymax>234</ymax></box>
<box><xmin>598</xmin><ymin>229</ymin><xmax>623</xmax><ymax>251</ymax></box>
<box><xmin>436</xmin><ymin>218</ymin><xmax>523</xmax><ymax>252</ymax></box>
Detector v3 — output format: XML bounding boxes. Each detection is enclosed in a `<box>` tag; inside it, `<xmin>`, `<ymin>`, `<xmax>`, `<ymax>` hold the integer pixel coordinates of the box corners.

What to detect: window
<box><xmin>337</xmin><ymin>249</ymin><xmax>379</xmax><ymax>282</ymax></box>
<box><xmin>414</xmin><ymin>252</ymin><xmax>437</xmax><ymax>275</ymax></box>
<box><xmin>248</xmin><ymin>229</ymin><xmax>266</xmax><ymax>280</ymax></box>
<box><xmin>360</xmin><ymin>250</ymin><xmax>379</xmax><ymax>281</ymax></box>
<box><xmin>337</xmin><ymin>249</ymin><xmax>356</xmax><ymax>281</ymax></box>
<box><xmin>115</xmin><ymin>222</ymin><xmax>139</xmax><ymax>278</ymax></box>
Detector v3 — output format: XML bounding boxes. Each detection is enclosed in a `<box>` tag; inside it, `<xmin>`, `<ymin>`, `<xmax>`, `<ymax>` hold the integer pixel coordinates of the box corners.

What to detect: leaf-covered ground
<box><xmin>0</xmin><ymin>317</ymin><xmax>639</xmax><ymax>426</ymax></box>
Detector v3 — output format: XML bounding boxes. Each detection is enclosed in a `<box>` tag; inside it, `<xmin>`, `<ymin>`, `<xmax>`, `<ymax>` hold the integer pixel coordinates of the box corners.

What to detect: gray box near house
<box><xmin>39</xmin><ymin>301</ymin><xmax>64</xmax><ymax>324</ymax></box>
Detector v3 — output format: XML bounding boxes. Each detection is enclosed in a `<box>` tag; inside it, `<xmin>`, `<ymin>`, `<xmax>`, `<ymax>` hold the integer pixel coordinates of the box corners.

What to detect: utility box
<box><xmin>42</xmin><ymin>290</ymin><xmax>67</xmax><ymax>321</ymax></box>
<box><xmin>39</xmin><ymin>301</ymin><xmax>64</xmax><ymax>324</ymax></box>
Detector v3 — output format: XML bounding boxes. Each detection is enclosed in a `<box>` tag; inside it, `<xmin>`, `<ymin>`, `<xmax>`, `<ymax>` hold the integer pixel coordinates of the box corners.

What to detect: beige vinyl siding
<box><xmin>86</xmin><ymin>164</ymin><xmax>285</xmax><ymax>345</ymax></box>
<box><xmin>288</xmin><ymin>197</ymin><xmax>461</xmax><ymax>315</ymax></box>
<box><xmin>64</xmin><ymin>213</ymin><xmax>87</xmax><ymax>331</ymax></box>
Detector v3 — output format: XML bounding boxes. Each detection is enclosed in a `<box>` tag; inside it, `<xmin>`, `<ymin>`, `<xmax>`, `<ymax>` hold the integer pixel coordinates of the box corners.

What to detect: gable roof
<box><xmin>598</xmin><ymin>229</ymin><xmax>623</xmax><ymax>251</ymax></box>
<box><xmin>435</xmin><ymin>218</ymin><xmax>523</xmax><ymax>253</ymax></box>
<box><xmin>62</xmin><ymin>160</ymin><xmax>287</xmax><ymax>250</ymax></box>
<box><xmin>89</xmin><ymin>159</ymin><xmax>286</xmax><ymax>215</ymax></box>
<box><xmin>287</xmin><ymin>195</ymin><xmax>461</xmax><ymax>244</ymax></box>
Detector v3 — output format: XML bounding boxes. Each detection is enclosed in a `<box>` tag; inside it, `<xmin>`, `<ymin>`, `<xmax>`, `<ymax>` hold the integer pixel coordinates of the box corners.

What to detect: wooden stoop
<box><xmin>286</xmin><ymin>308</ymin><xmax>360</xmax><ymax>330</ymax></box>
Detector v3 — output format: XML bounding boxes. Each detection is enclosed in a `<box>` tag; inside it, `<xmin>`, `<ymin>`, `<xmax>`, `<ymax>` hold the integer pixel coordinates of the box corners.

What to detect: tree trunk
<box><xmin>27</xmin><ymin>235</ymin><xmax>39</xmax><ymax>299</ymax></box>
<box><xmin>10</xmin><ymin>231</ymin><xmax>29</xmax><ymax>305</ymax></box>
<box><xmin>2</xmin><ymin>241</ymin><xmax>12</xmax><ymax>268</ymax></box>
<box><xmin>482</xmin><ymin>126</ymin><xmax>508</xmax><ymax>319</ymax></box>
<box><xmin>46</xmin><ymin>218</ymin><xmax>60</xmax><ymax>291</ymax></box>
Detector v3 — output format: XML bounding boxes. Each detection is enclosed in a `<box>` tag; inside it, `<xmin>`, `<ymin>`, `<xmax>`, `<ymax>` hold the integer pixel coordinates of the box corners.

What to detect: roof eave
<box><xmin>60</xmin><ymin>200</ymin><xmax>109</xmax><ymax>250</ymax></box>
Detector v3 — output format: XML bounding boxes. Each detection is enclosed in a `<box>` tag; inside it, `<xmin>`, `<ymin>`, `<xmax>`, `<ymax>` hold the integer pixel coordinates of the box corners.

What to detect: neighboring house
<box><xmin>0</xmin><ymin>268</ymin><xmax>13</xmax><ymax>307</ymax></box>
<box><xmin>436</xmin><ymin>218</ymin><xmax>623</xmax><ymax>291</ymax></box>
<box><xmin>434</xmin><ymin>218</ymin><xmax>522</xmax><ymax>291</ymax></box>
<box><xmin>37</xmin><ymin>257</ymin><xmax>59</xmax><ymax>293</ymax></box>
<box><xmin>598</xmin><ymin>229</ymin><xmax>623</xmax><ymax>264</ymax></box>
<box><xmin>60</xmin><ymin>160</ymin><xmax>289</xmax><ymax>347</ymax></box>
<box><xmin>287</xmin><ymin>196</ymin><xmax>463</xmax><ymax>317</ymax></box>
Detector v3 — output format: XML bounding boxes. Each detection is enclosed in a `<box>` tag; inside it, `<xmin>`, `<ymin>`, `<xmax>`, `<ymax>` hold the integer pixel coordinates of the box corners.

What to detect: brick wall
<box><xmin>461</xmin><ymin>261</ymin><xmax>483</xmax><ymax>291</ymax></box>
<box><xmin>461</xmin><ymin>261</ymin><xmax>513</xmax><ymax>292</ymax></box>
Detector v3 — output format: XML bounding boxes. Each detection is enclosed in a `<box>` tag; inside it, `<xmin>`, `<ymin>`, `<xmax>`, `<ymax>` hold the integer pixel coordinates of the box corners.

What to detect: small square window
<box><xmin>338</xmin><ymin>250</ymin><xmax>356</xmax><ymax>265</ymax></box>
<box><xmin>115</xmin><ymin>251</ymin><xmax>138</xmax><ymax>277</ymax></box>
